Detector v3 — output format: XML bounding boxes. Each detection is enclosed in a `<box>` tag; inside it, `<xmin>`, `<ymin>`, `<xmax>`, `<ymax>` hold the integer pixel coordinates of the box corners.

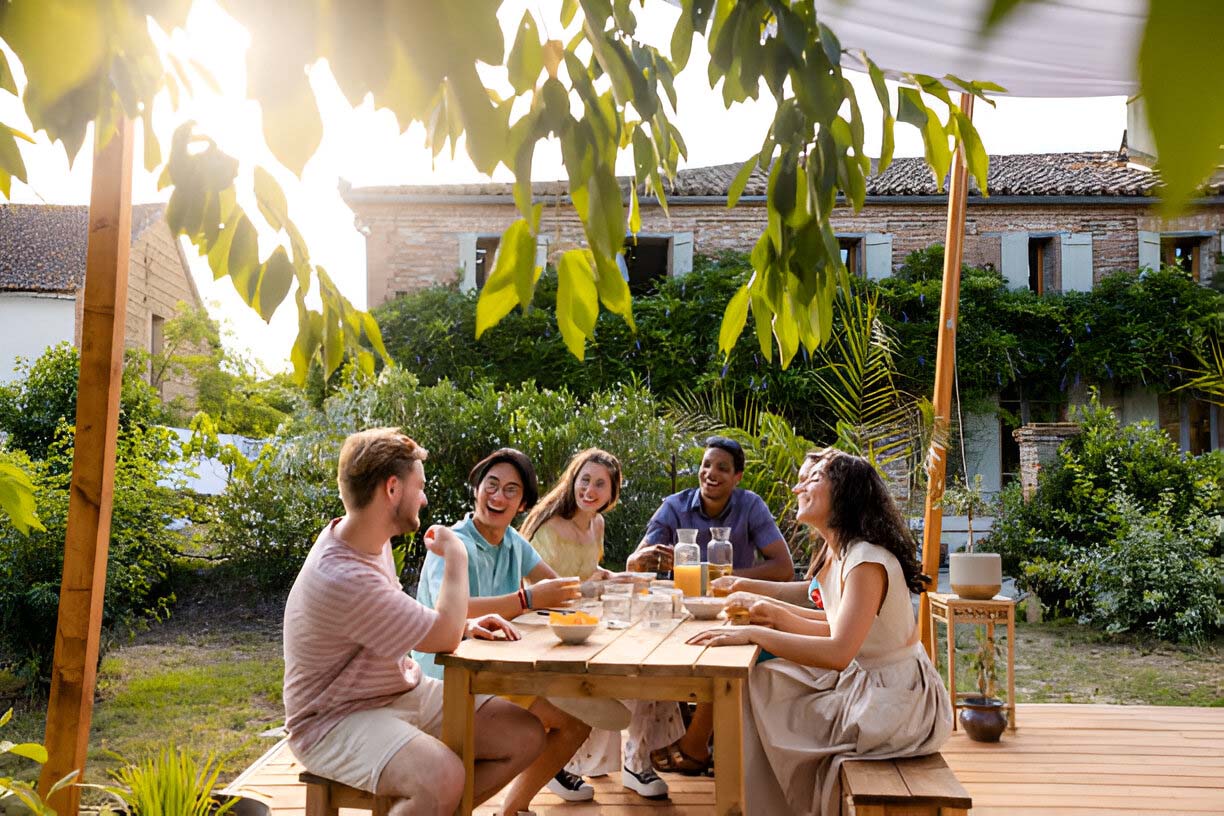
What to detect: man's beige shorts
<box><xmin>295</xmin><ymin>677</ymin><xmax>493</xmax><ymax>793</ymax></box>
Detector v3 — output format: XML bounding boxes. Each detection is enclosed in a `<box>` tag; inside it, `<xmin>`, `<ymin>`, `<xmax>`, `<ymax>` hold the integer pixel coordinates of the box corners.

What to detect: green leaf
<box><xmin>0</xmin><ymin>0</ymin><xmax>104</xmax><ymax>108</ymax></box>
<box><xmin>1140</xmin><ymin>0</ymin><xmax>1224</xmax><ymax>212</ymax></box>
<box><xmin>953</xmin><ymin>110</ymin><xmax>990</xmax><ymax>195</ymax></box>
<box><xmin>0</xmin><ymin>50</ymin><xmax>16</xmax><ymax>95</ymax></box>
<box><xmin>0</xmin><ymin>125</ymin><xmax>28</xmax><ymax>195</ymax></box>
<box><xmin>256</xmin><ymin>69</ymin><xmax>322</xmax><ymax>177</ymax></box>
<box><xmin>0</xmin><ymin>461</ymin><xmax>44</xmax><ymax>535</ymax></box>
<box><xmin>727</xmin><ymin>158</ymin><xmax>757</xmax><ymax>208</ymax></box>
<box><xmin>592</xmin><ymin>252</ymin><xmax>634</xmax><ymax>330</ymax></box>
<box><xmin>141</xmin><ymin>113</ymin><xmax>160</xmax><ymax>173</ymax></box>
<box><xmin>508</xmin><ymin>12</ymin><xmax>544</xmax><ymax>95</ymax></box>
<box><xmin>0</xmin><ymin>741</ymin><xmax>48</xmax><ymax>764</ymax></box>
<box><xmin>227</xmin><ymin>214</ymin><xmax>261</xmax><ymax>302</ymax></box>
<box><xmin>981</xmin><ymin>0</ymin><xmax>1026</xmax><ymax>32</ymax></box>
<box><xmin>670</xmin><ymin>8</ymin><xmax>694</xmax><ymax>71</ymax></box>
<box><xmin>475</xmin><ymin>219</ymin><xmax>536</xmax><ymax>338</ymax></box>
<box><xmin>256</xmin><ymin>246</ymin><xmax>294</xmax><ymax>320</ymax></box>
<box><xmin>555</xmin><ymin>249</ymin><xmax>600</xmax><ymax>359</ymax></box>
<box><xmin>254</xmin><ymin>166</ymin><xmax>289</xmax><ymax>232</ymax></box>
<box><xmin>718</xmin><ymin>284</ymin><xmax>751</xmax><ymax>359</ymax></box>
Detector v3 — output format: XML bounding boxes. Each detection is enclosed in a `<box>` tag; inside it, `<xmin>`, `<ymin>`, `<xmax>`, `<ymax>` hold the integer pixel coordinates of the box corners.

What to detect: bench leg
<box><xmin>712</xmin><ymin>677</ymin><xmax>745</xmax><ymax>816</ymax></box>
<box><xmin>304</xmin><ymin>783</ymin><xmax>338</xmax><ymax>816</ymax></box>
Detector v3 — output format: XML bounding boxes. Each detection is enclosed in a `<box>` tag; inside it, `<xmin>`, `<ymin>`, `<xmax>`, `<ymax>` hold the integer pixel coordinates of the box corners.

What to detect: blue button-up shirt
<box><xmin>643</xmin><ymin>488</ymin><xmax>784</xmax><ymax>571</ymax></box>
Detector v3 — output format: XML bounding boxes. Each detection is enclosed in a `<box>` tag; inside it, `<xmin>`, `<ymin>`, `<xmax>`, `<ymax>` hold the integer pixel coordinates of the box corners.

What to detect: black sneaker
<box><xmin>547</xmin><ymin>769</ymin><xmax>594</xmax><ymax>801</ymax></box>
<box><xmin>622</xmin><ymin>765</ymin><xmax>669</xmax><ymax>799</ymax></box>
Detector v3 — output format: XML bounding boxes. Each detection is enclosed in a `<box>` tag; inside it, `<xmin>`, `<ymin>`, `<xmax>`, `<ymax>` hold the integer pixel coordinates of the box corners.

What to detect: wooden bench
<box><xmin>841</xmin><ymin>753</ymin><xmax>972</xmax><ymax>816</ymax></box>
<box><xmin>299</xmin><ymin>772</ymin><xmax>393</xmax><ymax>816</ymax></box>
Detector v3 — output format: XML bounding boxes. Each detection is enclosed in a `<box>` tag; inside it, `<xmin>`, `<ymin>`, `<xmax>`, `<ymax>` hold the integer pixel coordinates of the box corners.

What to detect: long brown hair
<box><xmin>803</xmin><ymin>449</ymin><xmax>928</xmax><ymax>594</ymax></box>
<box><xmin>520</xmin><ymin>448</ymin><xmax>622</xmax><ymax>540</ymax></box>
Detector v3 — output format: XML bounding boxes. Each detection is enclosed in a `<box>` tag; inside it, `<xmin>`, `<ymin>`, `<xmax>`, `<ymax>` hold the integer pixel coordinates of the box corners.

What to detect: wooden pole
<box><xmin>919</xmin><ymin>93</ymin><xmax>974</xmax><ymax>660</ymax></box>
<box><xmin>39</xmin><ymin>118</ymin><xmax>134</xmax><ymax>814</ymax></box>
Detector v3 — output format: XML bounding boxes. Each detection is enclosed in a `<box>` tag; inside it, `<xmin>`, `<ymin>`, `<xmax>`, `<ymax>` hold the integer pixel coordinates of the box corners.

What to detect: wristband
<box><xmin>524</xmin><ymin>587</ymin><xmax>534</xmax><ymax>610</ymax></box>
<box><xmin>517</xmin><ymin>588</ymin><xmax>528</xmax><ymax>610</ymax></box>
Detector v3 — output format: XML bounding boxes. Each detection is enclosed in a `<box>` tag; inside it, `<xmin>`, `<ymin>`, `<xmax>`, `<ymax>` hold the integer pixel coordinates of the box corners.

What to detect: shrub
<box><xmin>987</xmin><ymin>393</ymin><xmax>1224</xmax><ymax>642</ymax></box>
<box><xmin>0</xmin><ymin>343</ymin><xmax>166</xmax><ymax>460</ymax></box>
<box><xmin>0</xmin><ymin>424</ymin><xmax>189</xmax><ymax>682</ymax></box>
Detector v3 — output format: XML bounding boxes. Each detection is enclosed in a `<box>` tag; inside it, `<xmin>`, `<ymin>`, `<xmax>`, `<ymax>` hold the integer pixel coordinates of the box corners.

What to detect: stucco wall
<box><xmin>0</xmin><ymin>293</ymin><xmax>76</xmax><ymax>382</ymax></box>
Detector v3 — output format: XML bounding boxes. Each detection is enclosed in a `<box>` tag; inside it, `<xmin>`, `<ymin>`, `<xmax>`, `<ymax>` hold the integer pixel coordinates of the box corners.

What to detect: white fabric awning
<box><xmin>814</xmin><ymin>0</ymin><xmax>1145</xmax><ymax>98</ymax></box>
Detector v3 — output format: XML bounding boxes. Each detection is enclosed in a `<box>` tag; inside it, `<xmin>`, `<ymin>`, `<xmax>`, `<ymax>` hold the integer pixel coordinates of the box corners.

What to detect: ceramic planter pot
<box><xmin>959</xmin><ymin>695</ymin><xmax>1008</xmax><ymax>742</ymax></box>
<box><xmin>949</xmin><ymin>552</ymin><xmax>1002</xmax><ymax>600</ymax></box>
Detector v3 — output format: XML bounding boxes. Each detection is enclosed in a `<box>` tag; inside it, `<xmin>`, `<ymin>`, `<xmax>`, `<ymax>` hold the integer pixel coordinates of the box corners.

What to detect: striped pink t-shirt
<box><xmin>283</xmin><ymin>519</ymin><xmax>439</xmax><ymax>752</ymax></box>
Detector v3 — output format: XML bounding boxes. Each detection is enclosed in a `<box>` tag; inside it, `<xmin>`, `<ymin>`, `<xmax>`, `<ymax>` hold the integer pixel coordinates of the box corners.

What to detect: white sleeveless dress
<box><xmin>741</xmin><ymin>541</ymin><xmax>952</xmax><ymax>815</ymax></box>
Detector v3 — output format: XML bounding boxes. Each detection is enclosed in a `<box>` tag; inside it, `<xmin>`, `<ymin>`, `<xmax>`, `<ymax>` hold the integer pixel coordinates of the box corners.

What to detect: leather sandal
<box><xmin>650</xmin><ymin>742</ymin><xmax>713</xmax><ymax>776</ymax></box>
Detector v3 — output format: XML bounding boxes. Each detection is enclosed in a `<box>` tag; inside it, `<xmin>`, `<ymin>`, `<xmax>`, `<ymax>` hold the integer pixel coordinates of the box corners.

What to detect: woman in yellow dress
<box><xmin>520</xmin><ymin>448</ymin><xmax>684</xmax><ymax>800</ymax></box>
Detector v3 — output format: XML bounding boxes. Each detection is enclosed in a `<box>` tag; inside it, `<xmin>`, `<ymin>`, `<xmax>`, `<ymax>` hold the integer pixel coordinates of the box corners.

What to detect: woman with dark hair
<box><xmin>520</xmin><ymin>449</ymin><xmax>684</xmax><ymax>800</ymax></box>
<box><xmin>689</xmin><ymin>449</ymin><xmax>951</xmax><ymax>815</ymax></box>
<box><xmin>415</xmin><ymin>448</ymin><xmax>606</xmax><ymax>814</ymax></box>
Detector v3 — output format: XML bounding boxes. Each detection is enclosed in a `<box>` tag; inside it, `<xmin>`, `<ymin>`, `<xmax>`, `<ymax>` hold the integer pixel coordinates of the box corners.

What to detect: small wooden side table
<box><xmin>928</xmin><ymin>592</ymin><xmax>1017</xmax><ymax>731</ymax></box>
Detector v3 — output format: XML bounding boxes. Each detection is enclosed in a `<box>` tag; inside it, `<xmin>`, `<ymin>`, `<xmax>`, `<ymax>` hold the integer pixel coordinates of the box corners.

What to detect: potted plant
<box><xmin>958</xmin><ymin>628</ymin><xmax>1008</xmax><ymax>742</ymax></box>
<box><xmin>941</xmin><ymin>474</ymin><xmax>1002</xmax><ymax>600</ymax></box>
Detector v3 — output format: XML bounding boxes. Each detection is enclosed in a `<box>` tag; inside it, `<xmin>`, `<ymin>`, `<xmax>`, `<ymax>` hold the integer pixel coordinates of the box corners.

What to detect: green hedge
<box><xmin>987</xmin><ymin>394</ymin><xmax>1224</xmax><ymax>643</ymax></box>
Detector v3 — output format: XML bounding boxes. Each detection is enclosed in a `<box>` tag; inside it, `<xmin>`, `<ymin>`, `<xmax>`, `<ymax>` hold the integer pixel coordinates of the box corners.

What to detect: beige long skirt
<box><xmin>742</xmin><ymin>643</ymin><xmax>952</xmax><ymax>815</ymax></box>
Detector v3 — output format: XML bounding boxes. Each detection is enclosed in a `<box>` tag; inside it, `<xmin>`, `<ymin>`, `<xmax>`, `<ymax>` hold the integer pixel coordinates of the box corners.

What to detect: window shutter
<box><xmin>1060</xmin><ymin>232</ymin><xmax>1094</xmax><ymax>292</ymax></box>
<box><xmin>1137</xmin><ymin>230</ymin><xmax>1161</xmax><ymax>271</ymax></box>
<box><xmin>864</xmin><ymin>233</ymin><xmax>893</xmax><ymax>280</ymax></box>
<box><xmin>1000</xmin><ymin>232</ymin><xmax>1029</xmax><ymax>289</ymax></box>
<box><xmin>670</xmin><ymin>232</ymin><xmax>694</xmax><ymax>277</ymax></box>
<box><xmin>457</xmin><ymin>233</ymin><xmax>478</xmax><ymax>293</ymax></box>
<box><xmin>535</xmin><ymin>236</ymin><xmax>551</xmax><ymax>271</ymax></box>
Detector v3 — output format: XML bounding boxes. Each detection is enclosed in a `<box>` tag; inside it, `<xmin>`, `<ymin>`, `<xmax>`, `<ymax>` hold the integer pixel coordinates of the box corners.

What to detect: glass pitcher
<box><xmin>707</xmin><ymin>526</ymin><xmax>733</xmax><ymax>594</ymax></box>
<box><xmin>673</xmin><ymin>528</ymin><xmax>704</xmax><ymax>596</ymax></box>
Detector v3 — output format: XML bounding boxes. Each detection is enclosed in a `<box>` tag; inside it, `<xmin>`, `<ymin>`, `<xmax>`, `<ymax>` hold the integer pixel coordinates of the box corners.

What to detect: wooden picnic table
<box><xmin>437</xmin><ymin>613</ymin><xmax>758</xmax><ymax>816</ymax></box>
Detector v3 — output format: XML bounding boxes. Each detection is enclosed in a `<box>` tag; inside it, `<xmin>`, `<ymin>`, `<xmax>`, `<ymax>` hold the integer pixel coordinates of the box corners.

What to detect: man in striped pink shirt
<box><xmin>283</xmin><ymin>428</ymin><xmax>545</xmax><ymax>815</ymax></box>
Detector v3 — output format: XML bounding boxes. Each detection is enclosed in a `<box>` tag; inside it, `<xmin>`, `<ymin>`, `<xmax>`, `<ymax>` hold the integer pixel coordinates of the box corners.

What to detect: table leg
<box><xmin>1007</xmin><ymin>608</ymin><xmax>1017</xmax><ymax>730</ymax></box>
<box><xmin>945</xmin><ymin>613</ymin><xmax>957</xmax><ymax>730</ymax></box>
<box><xmin>712</xmin><ymin>677</ymin><xmax>745</xmax><ymax>816</ymax></box>
<box><xmin>441</xmin><ymin>665</ymin><xmax>475</xmax><ymax>816</ymax></box>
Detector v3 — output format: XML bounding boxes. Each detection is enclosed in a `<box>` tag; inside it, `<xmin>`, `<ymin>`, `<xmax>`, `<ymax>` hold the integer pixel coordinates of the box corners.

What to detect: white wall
<box><xmin>0</xmin><ymin>293</ymin><xmax>75</xmax><ymax>382</ymax></box>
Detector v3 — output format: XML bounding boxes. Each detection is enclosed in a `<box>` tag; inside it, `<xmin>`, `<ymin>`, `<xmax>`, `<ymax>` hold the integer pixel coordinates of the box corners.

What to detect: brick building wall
<box><xmin>350</xmin><ymin>195</ymin><xmax>1222</xmax><ymax>309</ymax></box>
<box><xmin>73</xmin><ymin>221</ymin><xmax>203</xmax><ymax>406</ymax></box>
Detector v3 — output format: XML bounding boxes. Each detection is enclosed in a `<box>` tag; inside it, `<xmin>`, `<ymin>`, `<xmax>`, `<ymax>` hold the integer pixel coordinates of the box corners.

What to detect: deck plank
<box><xmin>227</xmin><ymin>704</ymin><xmax>1224</xmax><ymax>814</ymax></box>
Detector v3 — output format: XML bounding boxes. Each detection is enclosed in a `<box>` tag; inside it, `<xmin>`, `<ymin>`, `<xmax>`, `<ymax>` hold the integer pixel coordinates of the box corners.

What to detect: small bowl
<box><xmin>682</xmin><ymin>596</ymin><xmax>724</xmax><ymax>621</ymax></box>
<box><xmin>549</xmin><ymin>621</ymin><xmax>598</xmax><ymax>644</ymax></box>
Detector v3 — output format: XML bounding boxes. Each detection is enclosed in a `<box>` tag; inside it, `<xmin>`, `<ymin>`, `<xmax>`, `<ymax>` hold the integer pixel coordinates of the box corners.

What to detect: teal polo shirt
<box><xmin>412</xmin><ymin>513</ymin><xmax>542</xmax><ymax>679</ymax></box>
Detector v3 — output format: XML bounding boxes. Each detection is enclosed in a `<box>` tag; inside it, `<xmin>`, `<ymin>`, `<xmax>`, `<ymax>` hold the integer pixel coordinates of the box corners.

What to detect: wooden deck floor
<box><xmin>226</xmin><ymin>704</ymin><xmax>1224</xmax><ymax>815</ymax></box>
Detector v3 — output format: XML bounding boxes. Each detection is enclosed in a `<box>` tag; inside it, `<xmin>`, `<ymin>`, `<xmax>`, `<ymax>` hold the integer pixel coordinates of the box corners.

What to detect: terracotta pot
<box><xmin>959</xmin><ymin>695</ymin><xmax>1007</xmax><ymax>742</ymax></box>
<box><xmin>949</xmin><ymin>552</ymin><xmax>1002</xmax><ymax>600</ymax></box>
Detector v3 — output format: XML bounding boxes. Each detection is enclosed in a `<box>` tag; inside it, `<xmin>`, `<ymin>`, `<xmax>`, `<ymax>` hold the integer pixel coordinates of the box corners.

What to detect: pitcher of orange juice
<box><xmin>673</xmin><ymin>528</ymin><xmax>705</xmax><ymax>596</ymax></box>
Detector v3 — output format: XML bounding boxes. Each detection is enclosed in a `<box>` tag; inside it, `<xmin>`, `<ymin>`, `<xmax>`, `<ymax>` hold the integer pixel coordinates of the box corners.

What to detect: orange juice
<box><xmin>675</xmin><ymin>563</ymin><xmax>706</xmax><ymax>597</ymax></box>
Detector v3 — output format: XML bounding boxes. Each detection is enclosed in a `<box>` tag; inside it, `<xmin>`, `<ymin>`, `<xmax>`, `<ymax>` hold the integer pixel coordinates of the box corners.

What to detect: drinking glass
<box><xmin>643</xmin><ymin>594</ymin><xmax>673</xmax><ymax>630</ymax></box>
<box><xmin>602</xmin><ymin>593</ymin><xmax>632</xmax><ymax>629</ymax></box>
<box><xmin>651</xmin><ymin>586</ymin><xmax>685</xmax><ymax>617</ymax></box>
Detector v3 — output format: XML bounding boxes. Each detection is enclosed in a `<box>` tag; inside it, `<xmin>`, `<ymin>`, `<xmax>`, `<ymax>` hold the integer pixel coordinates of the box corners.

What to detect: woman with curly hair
<box><xmin>689</xmin><ymin>449</ymin><xmax>951</xmax><ymax>815</ymax></box>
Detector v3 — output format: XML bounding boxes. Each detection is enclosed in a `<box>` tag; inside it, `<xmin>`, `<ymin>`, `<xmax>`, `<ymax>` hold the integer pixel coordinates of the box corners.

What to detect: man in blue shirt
<box><xmin>626</xmin><ymin>436</ymin><xmax>794</xmax><ymax>777</ymax></box>
<box><xmin>627</xmin><ymin>436</ymin><xmax>794</xmax><ymax>581</ymax></box>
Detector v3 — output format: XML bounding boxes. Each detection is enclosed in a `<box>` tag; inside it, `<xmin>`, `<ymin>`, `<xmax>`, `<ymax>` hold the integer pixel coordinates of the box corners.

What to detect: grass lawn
<box><xmin>3</xmin><ymin>584</ymin><xmax>1220</xmax><ymax>813</ymax></box>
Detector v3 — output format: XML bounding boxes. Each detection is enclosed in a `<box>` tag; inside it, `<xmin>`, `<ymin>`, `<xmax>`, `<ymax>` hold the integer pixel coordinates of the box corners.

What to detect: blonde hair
<box><xmin>337</xmin><ymin>428</ymin><xmax>428</xmax><ymax>510</ymax></box>
<box><xmin>520</xmin><ymin>448</ymin><xmax>622</xmax><ymax>540</ymax></box>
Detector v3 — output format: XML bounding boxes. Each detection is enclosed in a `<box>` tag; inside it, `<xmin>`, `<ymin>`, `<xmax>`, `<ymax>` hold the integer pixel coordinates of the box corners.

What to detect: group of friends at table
<box><xmin>281</xmin><ymin>429</ymin><xmax>953</xmax><ymax>815</ymax></box>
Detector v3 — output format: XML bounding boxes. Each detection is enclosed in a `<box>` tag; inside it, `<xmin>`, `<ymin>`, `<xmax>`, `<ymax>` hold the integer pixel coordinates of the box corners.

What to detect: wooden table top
<box><xmin>436</xmin><ymin>614</ymin><xmax>760</xmax><ymax>678</ymax></box>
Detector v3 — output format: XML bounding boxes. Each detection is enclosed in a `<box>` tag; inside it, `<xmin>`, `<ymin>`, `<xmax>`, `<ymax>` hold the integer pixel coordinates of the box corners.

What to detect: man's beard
<box><xmin>394</xmin><ymin>497</ymin><xmax>420</xmax><ymax>535</ymax></box>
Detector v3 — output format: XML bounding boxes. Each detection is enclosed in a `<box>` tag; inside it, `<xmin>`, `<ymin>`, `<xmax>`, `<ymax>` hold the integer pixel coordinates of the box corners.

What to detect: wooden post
<box><xmin>919</xmin><ymin>93</ymin><xmax>974</xmax><ymax>660</ymax></box>
<box><xmin>38</xmin><ymin>118</ymin><xmax>134</xmax><ymax>814</ymax></box>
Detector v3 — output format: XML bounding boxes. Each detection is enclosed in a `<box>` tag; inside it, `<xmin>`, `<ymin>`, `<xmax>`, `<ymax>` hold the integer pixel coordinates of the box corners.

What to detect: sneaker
<box><xmin>547</xmin><ymin>770</ymin><xmax>595</xmax><ymax>802</ymax></box>
<box><xmin>622</xmin><ymin>765</ymin><xmax>669</xmax><ymax>799</ymax></box>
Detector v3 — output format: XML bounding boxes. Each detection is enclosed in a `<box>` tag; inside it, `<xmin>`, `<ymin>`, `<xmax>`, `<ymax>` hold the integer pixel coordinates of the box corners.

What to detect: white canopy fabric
<box><xmin>814</xmin><ymin>0</ymin><xmax>1145</xmax><ymax>98</ymax></box>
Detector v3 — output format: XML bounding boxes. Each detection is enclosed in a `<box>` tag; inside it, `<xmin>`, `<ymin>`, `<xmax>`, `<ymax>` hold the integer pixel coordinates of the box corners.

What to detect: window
<box><xmin>474</xmin><ymin>236</ymin><xmax>500</xmax><ymax>288</ymax></box>
<box><xmin>1161</xmin><ymin>235</ymin><xmax>1203</xmax><ymax>280</ymax></box>
<box><xmin>1026</xmin><ymin>236</ymin><xmax>1056</xmax><ymax>294</ymax></box>
<box><xmin>623</xmin><ymin>235</ymin><xmax>672</xmax><ymax>294</ymax></box>
<box><xmin>838</xmin><ymin>236</ymin><xmax>863</xmax><ymax>277</ymax></box>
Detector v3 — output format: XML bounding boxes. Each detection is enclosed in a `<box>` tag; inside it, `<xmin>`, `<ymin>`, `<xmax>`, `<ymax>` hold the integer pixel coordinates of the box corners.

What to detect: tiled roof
<box><xmin>346</xmin><ymin>151</ymin><xmax>1199</xmax><ymax>201</ymax></box>
<box><xmin>0</xmin><ymin>203</ymin><xmax>165</xmax><ymax>293</ymax></box>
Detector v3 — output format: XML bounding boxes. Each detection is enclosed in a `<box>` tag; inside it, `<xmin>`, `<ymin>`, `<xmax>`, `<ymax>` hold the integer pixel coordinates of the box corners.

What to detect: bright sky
<box><xmin>1</xmin><ymin>0</ymin><xmax>1126</xmax><ymax>374</ymax></box>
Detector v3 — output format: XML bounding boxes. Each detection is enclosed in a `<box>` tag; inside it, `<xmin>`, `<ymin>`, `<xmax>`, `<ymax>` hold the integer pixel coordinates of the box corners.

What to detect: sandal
<box><xmin>650</xmin><ymin>741</ymin><xmax>713</xmax><ymax>777</ymax></box>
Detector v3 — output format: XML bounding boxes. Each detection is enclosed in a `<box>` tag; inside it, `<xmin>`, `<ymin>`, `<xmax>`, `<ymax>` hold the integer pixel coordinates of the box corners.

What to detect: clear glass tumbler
<box><xmin>643</xmin><ymin>593</ymin><xmax>673</xmax><ymax>630</ymax></box>
<box><xmin>602</xmin><ymin>593</ymin><xmax>632</xmax><ymax>629</ymax></box>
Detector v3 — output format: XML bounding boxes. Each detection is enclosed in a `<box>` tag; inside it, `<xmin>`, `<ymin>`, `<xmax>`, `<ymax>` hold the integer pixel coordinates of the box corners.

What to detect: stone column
<box><xmin>1012</xmin><ymin>422</ymin><xmax>1081</xmax><ymax>500</ymax></box>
